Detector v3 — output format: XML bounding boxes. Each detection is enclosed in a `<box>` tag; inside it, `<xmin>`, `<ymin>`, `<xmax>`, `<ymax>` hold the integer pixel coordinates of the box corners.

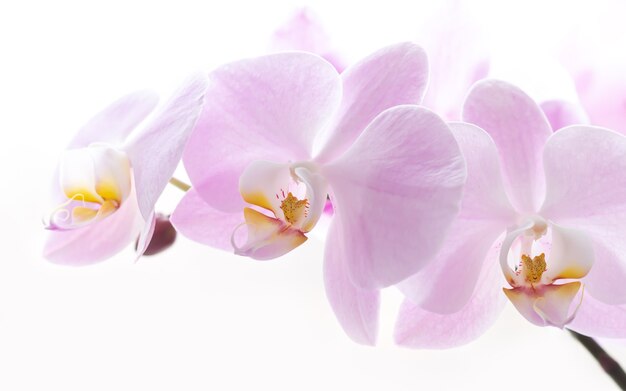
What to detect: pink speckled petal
<box><xmin>170</xmin><ymin>188</ymin><xmax>243</xmax><ymax>252</ymax></box>
<box><xmin>541</xmin><ymin>126</ymin><xmax>626</xmax><ymax>304</ymax></box>
<box><xmin>124</xmin><ymin>74</ymin><xmax>208</xmax><ymax>220</ymax></box>
<box><xmin>323</xmin><ymin>105</ymin><xmax>466</xmax><ymax>289</ymax></box>
<box><xmin>399</xmin><ymin>121</ymin><xmax>515</xmax><ymax>313</ymax></box>
<box><xmin>395</xmin><ymin>252</ymin><xmax>506</xmax><ymax>349</ymax></box>
<box><xmin>568</xmin><ymin>292</ymin><xmax>626</xmax><ymax>338</ymax></box>
<box><xmin>69</xmin><ymin>91</ymin><xmax>158</xmax><ymax>148</ymax></box>
<box><xmin>324</xmin><ymin>217</ymin><xmax>379</xmax><ymax>345</ymax></box>
<box><xmin>315</xmin><ymin>42</ymin><xmax>428</xmax><ymax>163</ymax></box>
<box><xmin>184</xmin><ymin>52</ymin><xmax>341</xmax><ymax>212</ymax></box>
<box><xmin>463</xmin><ymin>80</ymin><xmax>552</xmax><ymax>214</ymax></box>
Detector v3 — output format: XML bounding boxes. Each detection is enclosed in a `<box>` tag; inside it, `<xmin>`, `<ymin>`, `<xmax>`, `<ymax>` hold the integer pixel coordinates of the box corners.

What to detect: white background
<box><xmin>1</xmin><ymin>0</ymin><xmax>625</xmax><ymax>389</ymax></box>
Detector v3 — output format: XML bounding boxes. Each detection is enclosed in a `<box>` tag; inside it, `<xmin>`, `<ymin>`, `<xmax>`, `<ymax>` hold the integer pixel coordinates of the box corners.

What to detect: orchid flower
<box><xmin>43</xmin><ymin>76</ymin><xmax>207</xmax><ymax>265</ymax></box>
<box><xmin>395</xmin><ymin>79</ymin><xmax>626</xmax><ymax>349</ymax></box>
<box><xmin>270</xmin><ymin>3</ymin><xmax>489</xmax><ymax>120</ymax></box>
<box><xmin>171</xmin><ymin>43</ymin><xmax>467</xmax><ymax>344</ymax></box>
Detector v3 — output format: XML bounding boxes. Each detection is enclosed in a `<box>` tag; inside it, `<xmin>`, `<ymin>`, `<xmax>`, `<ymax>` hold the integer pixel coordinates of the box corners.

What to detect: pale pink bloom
<box><xmin>43</xmin><ymin>76</ymin><xmax>207</xmax><ymax>265</ymax></box>
<box><xmin>171</xmin><ymin>43</ymin><xmax>467</xmax><ymax>344</ymax></box>
<box><xmin>270</xmin><ymin>3</ymin><xmax>489</xmax><ymax>120</ymax></box>
<box><xmin>395</xmin><ymin>80</ymin><xmax>626</xmax><ymax>349</ymax></box>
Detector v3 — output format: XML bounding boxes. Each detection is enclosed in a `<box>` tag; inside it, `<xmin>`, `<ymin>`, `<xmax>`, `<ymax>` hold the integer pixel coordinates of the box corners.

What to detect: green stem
<box><xmin>568</xmin><ymin>329</ymin><xmax>626</xmax><ymax>389</ymax></box>
<box><xmin>169</xmin><ymin>177</ymin><xmax>191</xmax><ymax>192</ymax></box>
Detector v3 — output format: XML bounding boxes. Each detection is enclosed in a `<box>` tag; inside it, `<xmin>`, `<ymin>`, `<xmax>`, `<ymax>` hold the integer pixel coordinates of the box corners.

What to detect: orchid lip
<box><xmin>232</xmin><ymin>159</ymin><xmax>328</xmax><ymax>260</ymax></box>
<box><xmin>45</xmin><ymin>144</ymin><xmax>132</xmax><ymax>231</ymax></box>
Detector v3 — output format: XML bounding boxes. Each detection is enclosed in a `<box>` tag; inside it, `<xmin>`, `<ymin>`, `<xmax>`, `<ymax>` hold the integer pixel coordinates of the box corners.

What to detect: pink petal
<box><xmin>540</xmin><ymin>100</ymin><xmax>588</xmax><ymax>131</ymax></box>
<box><xmin>322</xmin><ymin>105</ymin><xmax>466</xmax><ymax>289</ymax></box>
<box><xmin>419</xmin><ymin>1</ymin><xmax>490</xmax><ymax>120</ymax></box>
<box><xmin>43</xmin><ymin>186</ymin><xmax>145</xmax><ymax>265</ymax></box>
<box><xmin>323</xmin><ymin>217</ymin><xmax>379</xmax><ymax>345</ymax></box>
<box><xmin>463</xmin><ymin>80</ymin><xmax>552</xmax><ymax>214</ymax></box>
<box><xmin>135</xmin><ymin>211</ymin><xmax>156</xmax><ymax>259</ymax></box>
<box><xmin>124</xmin><ymin>74</ymin><xmax>208</xmax><ymax>220</ymax></box>
<box><xmin>184</xmin><ymin>52</ymin><xmax>341</xmax><ymax>212</ymax></box>
<box><xmin>583</xmin><ymin>239</ymin><xmax>626</xmax><ymax>305</ymax></box>
<box><xmin>398</xmin><ymin>122</ymin><xmax>515</xmax><ymax>313</ymax></box>
<box><xmin>69</xmin><ymin>91</ymin><xmax>158</xmax><ymax>148</ymax></box>
<box><xmin>568</xmin><ymin>292</ymin><xmax>626</xmax><ymax>338</ymax></box>
<box><xmin>170</xmin><ymin>188</ymin><xmax>243</xmax><ymax>252</ymax></box>
<box><xmin>270</xmin><ymin>8</ymin><xmax>346</xmax><ymax>72</ymax></box>
<box><xmin>540</xmin><ymin>126</ymin><xmax>626</xmax><ymax>303</ymax></box>
<box><xmin>315</xmin><ymin>42</ymin><xmax>428</xmax><ymax>163</ymax></box>
<box><xmin>395</xmin><ymin>251</ymin><xmax>506</xmax><ymax>349</ymax></box>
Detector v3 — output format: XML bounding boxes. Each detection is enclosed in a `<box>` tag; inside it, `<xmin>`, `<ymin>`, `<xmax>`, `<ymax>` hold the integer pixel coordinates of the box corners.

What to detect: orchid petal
<box><xmin>43</xmin><ymin>186</ymin><xmax>145</xmax><ymax>265</ymax></box>
<box><xmin>399</xmin><ymin>122</ymin><xmax>514</xmax><ymax>312</ymax></box>
<box><xmin>419</xmin><ymin>1</ymin><xmax>490</xmax><ymax>120</ymax></box>
<box><xmin>239</xmin><ymin>160</ymin><xmax>291</xmax><ymax>218</ymax></box>
<box><xmin>395</xmin><ymin>253</ymin><xmax>506</xmax><ymax>349</ymax></box>
<box><xmin>69</xmin><ymin>91</ymin><xmax>158</xmax><ymax>148</ymax></box>
<box><xmin>124</xmin><ymin>74</ymin><xmax>208</xmax><ymax>220</ymax></box>
<box><xmin>232</xmin><ymin>208</ymin><xmax>307</xmax><ymax>260</ymax></box>
<box><xmin>135</xmin><ymin>211</ymin><xmax>156</xmax><ymax>259</ymax></box>
<box><xmin>270</xmin><ymin>8</ymin><xmax>345</xmax><ymax>72</ymax></box>
<box><xmin>463</xmin><ymin>80</ymin><xmax>552</xmax><ymax>214</ymax></box>
<box><xmin>533</xmin><ymin>282</ymin><xmax>583</xmax><ymax>328</ymax></box>
<box><xmin>184</xmin><ymin>52</ymin><xmax>341</xmax><ymax>212</ymax></box>
<box><xmin>540</xmin><ymin>100</ymin><xmax>588</xmax><ymax>131</ymax></box>
<box><xmin>541</xmin><ymin>126</ymin><xmax>626</xmax><ymax>303</ymax></box>
<box><xmin>315</xmin><ymin>42</ymin><xmax>428</xmax><ymax>163</ymax></box>
<box><xmin>583</xmin><ymin>239</ymin><xmax>626</xmax><ymax>305</ymax></box>
<box><xmin>544</xmin><ymin>222</ymin><xmax>594</xmax><ymax>282</ymax></box>
<box><xmin>569</xmin><ymin>292</ymin><xmax>626</xmax><ymax>338</ymax></box>
<box><xmin>504</xmin><ymin>282</ymin><xmax>582</xmax><ymax>328</ymax></box>
<box><xmin>323</xmin><ymin>217</ymin><xmax>379</xmax><ymax>345</ymax></box>
<box><xmin>323</xmin><ymin>105</ymin><xmax>466</xmax><ymax>289</ymax></box>
<box><xmin>170</xmin><ymin>188</ymin><xmax>243</xmax><ymax>252</ymax></box>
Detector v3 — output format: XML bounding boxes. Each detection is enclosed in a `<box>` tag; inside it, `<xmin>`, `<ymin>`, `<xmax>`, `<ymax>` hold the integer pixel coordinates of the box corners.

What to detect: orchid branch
<box><xmin>568</xmin><ymin>329</ymin><xmax>626</xmax><ymax>390</ymax></box>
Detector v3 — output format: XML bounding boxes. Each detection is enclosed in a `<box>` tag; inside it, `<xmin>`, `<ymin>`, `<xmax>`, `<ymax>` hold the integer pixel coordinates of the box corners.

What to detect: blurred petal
<box><xmin>315</xmin><ymin>42</ymin><xmax>428</xmax><ymax>163</ymax></box>
<box><xmin>170</xmin><ymin>188</ymin><xmax>243</xmax><ymax>252</ymax></box>
<box><xmin>395</xmin><ymin>252</ymin><xmax>506</xmax><ymax>349</ymax></box>
<box><xmin>540</xmin><ymin>100</ymin><xmax>588</xmax><ymax>131</ymax></box>
<box><xmin>139</xmin><ymin>213</ymin><xmax>177</xmax><ymax>256</ymax></box>
<box><xmin>184</xmin><ymin>52</ymin><xmax>341</xmax><ymax>212</ymax></box>
<box><xmin>43</xmin><ymin>186</ymin><xmax>144</xmax><ymax>265</ymax></box>
<box><xmin>324</xmin><ymin>217</ymin><xmax>379</xmax><ymax>345</ymax></box>
<box><xmin>569</xmin><ymin>292</ymin><xmax>626</xmax><ymax>338</ymax></box>
<box><xmin>323</xmin><ymin>106</ymin><xmax>466</xmax><ymax>289</ymax></box>
<box><xmin>420</xmin><ymin>1</ymin><xmax>490</xmax><ymax>120</ymax></box>
<box><xmin>270</xmin><ymin>8</ymin><xmax>346</xmax><ymax>72</ymax></box>
<box><xmin>541</xmin><ymin>126</ymin><xmax>626</xmax><ymax>303</ymax></box>
<box><xmin>400</xmin><ymin>122</ymin><xmax>514</xmax><ymax>312</ymax></box>
<box><xmin>124</xmin><ymin>74</ymin><xmax>208</xmax><ymax>220</ymax></box>
<box><xmin>463</xmin><ymin>80</ymin><xmax>552</xmax><ymax>214</ymax></box>
<box><xmin>69</xmin><ymin>91</ymin><xmax>158</xmax><ymax>148</ymax></box>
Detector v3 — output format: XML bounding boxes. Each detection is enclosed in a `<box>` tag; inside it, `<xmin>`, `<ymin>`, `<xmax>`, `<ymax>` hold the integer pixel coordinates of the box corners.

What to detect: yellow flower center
<box><xmin>521</xmin><ymin>253</ymin><xmax>546</xmax><ymax>285</ymax></box>
<box><xmin>279</xmin><ymin>192</ymin><xmax>309</xmax><ymax>224</ymax></box>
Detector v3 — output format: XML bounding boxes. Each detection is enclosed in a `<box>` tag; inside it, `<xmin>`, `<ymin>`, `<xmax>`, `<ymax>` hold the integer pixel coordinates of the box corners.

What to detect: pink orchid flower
<box><xmin>43</xmin><ymin>76</ymin><xmax>207</xmax><ymax>265</ymax></box>
<box><xmin>271</xmin><ymin>3</ymin><xmax>489</xmax><ymax>120</ymax></box>
<box><xmin>395</xmin><ymin>79</ymin><xmax>626</xmax><ymax>349</ymax></box>
<box><xmin>171</xmin><ymin>43</ymin><xmax>467</xmax><ymax>344</ymax></box>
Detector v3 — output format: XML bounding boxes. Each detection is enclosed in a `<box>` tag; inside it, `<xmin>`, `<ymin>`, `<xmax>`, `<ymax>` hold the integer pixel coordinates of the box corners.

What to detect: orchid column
<box><xmin>172</xmin><ymin>43</ymin><xmax>467</xmax><ymax>344</ymax></box>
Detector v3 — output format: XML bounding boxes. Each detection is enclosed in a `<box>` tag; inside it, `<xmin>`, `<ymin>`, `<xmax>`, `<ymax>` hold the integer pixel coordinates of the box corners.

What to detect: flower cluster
<box><xmin>43</xmin><ymin>11</ymin><xmax>626</xmax><ymax>350</ymax></box>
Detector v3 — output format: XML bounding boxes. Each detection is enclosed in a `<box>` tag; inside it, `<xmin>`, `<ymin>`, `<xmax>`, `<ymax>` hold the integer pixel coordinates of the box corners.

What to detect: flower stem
<box><xmin>169</xmin><ymin>177</ymin><xmax>191</xmax><ymax>192</ymax></box>
<box><xmin>568</xmin><ymin>329</ymin><xmax>626</xmax><ymax>389</ymax></box>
